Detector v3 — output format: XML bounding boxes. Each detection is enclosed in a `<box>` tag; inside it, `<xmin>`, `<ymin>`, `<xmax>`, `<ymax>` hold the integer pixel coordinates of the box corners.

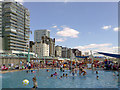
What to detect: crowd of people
<box><xmin>1</xmin><ymin>59</ymin><xmax>120</xmax><ymax>71</ymax></box>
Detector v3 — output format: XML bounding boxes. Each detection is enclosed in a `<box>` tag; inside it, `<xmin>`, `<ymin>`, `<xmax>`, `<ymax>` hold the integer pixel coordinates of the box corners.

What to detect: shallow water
<box><xmin>2</xmin><ymin>69</ymin><xmax>119</xmax><ymax>88</ymax></box>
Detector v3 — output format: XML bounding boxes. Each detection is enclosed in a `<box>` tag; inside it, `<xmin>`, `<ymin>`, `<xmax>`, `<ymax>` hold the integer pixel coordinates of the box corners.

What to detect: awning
<box><xmin>76</xmin><ymin>56</ymin><xmax>89</xmax><ymax>58</ymax></box>
<box><xmin>97</xmin><ymin>52</ymin><xmax>120</xmax><ymax>58</ymax></box>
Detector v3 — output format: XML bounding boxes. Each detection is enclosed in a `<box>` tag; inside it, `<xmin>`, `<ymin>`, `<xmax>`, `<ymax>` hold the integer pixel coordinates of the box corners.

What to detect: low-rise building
<box><xmin>55</xmin><ymin>45</ymin><xmax>62</xmax><ymax>57</ymax></box>
<box><xmin>72</xmin><ymin>49</ymin><xmax>82</xmax><ymax>56</ymax></box>
<box><xmin>32</xmin><ymin>42</ymin><xmax>49</xmax><ymax>57</ymax></box>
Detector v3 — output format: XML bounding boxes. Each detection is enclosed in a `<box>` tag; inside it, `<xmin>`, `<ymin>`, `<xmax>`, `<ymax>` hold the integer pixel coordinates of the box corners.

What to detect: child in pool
<box><xmin>83</xmin><ymin>70</ymin><xmax>87</xmax><ymax>76</ymax></box>
<box><xmin>53</xmin><ymin>72</ymin><xmax>57</xmax><ymax>76</ymax></box>
<box><xmin>51</xmin><ymin>74</ymin><xmax>53</xmax><ymax>77</ymax></box>
<box><xmin>26</xmin><ymin>70</ymin><xmax>29</xmax><ymax>73</ymax></box>
<box><xmin>66</xmin><ymin>74</ymin><xmax>68</xmax><ymax>77</ymax></box>
<box><xmin>59</xmin><ymin>76</ymin><xmax>62</xmax><ymax>79</ymax></box>
<box><xmin>32</xmin><ymin>75</ymin><xmax>38</xmax><ymax>89</ymax></box>
<box><xmin>96</xmin><ymin>71</ymin><xmax>98</xmax><ymax>74</ymax></box>
<box><xmin>31</xmin><ymin>70</ymin><xmax>35</xmax><ymax>73</ymax></box>
<box><xmin>96</xmin><ymin>76</ymin><xmax>99</xmax><ymax>80</ymax></box>
<box><xmin>63</xmin><ymin>73</ymin><xmax>65</xmax><ymax>77</ymax></box>
<box><xmin>113</xmin><ymin>72</ymin><xmax>115</xmax><ymax>76</ymax></box>
<box><xmin>46</xmin><ymin>69</ymin><xmax>49</xmax><ymax>72</ymax></box>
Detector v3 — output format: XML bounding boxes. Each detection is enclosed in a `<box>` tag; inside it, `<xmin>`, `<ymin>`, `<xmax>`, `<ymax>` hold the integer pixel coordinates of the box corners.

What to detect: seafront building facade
<box><xmin>72</xmin><ymin>49</ymin><xmax>82</xmax><ymax>56</ymax></box>
<box><xmin>0</xmin><ymin>1</ymin><xmax>32</xmax><ymax>56</ymax></box>
<box><xmin>41</xmin><ymin>36</ymin><xmax>55</xmax><ymax>57</ymax></box>
<box><xmin>0</xmin><ymin>2</ymin><xmax>3</xmax><ymax>53</ymax></box>
<box><xmin>32</xmin><ymin>42</ymin><xmax>49</xmax><ymax>57</ymax></box>
<box><xmin>55</xmin><ymin>45</ymin><xmax>62</xmax><ymax>57</ymax></box>
<box><xmin>33</xmin><ymin>29</ymin><xmax>54</xmax><ymax>57</ymax></box>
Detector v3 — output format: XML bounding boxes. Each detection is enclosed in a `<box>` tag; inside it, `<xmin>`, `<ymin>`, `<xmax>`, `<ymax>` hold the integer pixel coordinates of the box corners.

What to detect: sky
<box><xmin>22</xmin><ymin>2</ymin><xmax>118</xmax><ymax>54</ymax></box>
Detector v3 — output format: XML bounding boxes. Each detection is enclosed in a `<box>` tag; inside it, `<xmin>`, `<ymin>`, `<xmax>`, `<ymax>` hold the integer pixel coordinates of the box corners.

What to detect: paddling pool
<box><xmin>1</xmin><ymin>69</ymin><xmax>120</xmax><ymax>88</ymax></box>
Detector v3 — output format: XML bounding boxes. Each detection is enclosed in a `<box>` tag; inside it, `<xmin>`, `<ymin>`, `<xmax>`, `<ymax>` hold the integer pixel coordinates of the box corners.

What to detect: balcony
<box><xmin>8</xmin><ymin>34</ymin><xmax>25</xmax><ymax>39</ymax></box>
<box><xmin>9</xmin><ymin>40</ymin><xmax>27</xmax><ymax>46</ymax></box>
<box><xmin>10</xmin><ymin>47</ymin><xmax>27</xmax><ymax>51</ymax></box>
<box><xmin>9</xmin><ymin>43</ymin><xmax>28</xmax><ymax>48</ymax></box>
<box><xmin>5</xmin><ymin>28</ymin><xmax>17</xmax><ymax>33</ymax></box>
<box><xmin>8</xmin><ymin>36</ymin><xmax>27</xmax><ymax>43</ymax></box>
<box><xmin>11</xmin><ymin>17</ymin><xmax>17</xmax><ymax>21</ymax></box>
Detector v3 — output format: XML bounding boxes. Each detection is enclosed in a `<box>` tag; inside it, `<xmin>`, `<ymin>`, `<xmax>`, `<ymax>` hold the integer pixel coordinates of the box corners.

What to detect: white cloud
<box><xmin>55</xmin><ymin>38</ymin><xmax>66</xmax><ymax>42</ymax></box>
<box><xmin>47</xmin><ymin>29</ymin><xmax>51</xmax><ymax>32</ymax></box>
<box><xmin>57</xmin><ymin>26</ymin><xmax>80</xmax><ymax>38</ymax></box>
<box><xmin>102</xmin><ymin>25</ymin><xmax>111</xmax><ymax>30</ymax></box>
<box><xmin>14</xmin><ymin>0</ymin><xmax>24</xmax><ymax>2</ymax></box>
<box><xmin>73</xmin><ymin>43</ymin><xmax>118</xmax><ymax>54</ymax></box>
<box><xmin>113</xmin><ymin>27</ymin><xmax>119</xmax><ymax>32</ymax></box>
<box><xmin>74</xmin><ymin>43</ymin><xmax>112</xmax><ymax>50</ymax></box>
<box><xmin>57</xmin><ymin>29</ymin><xmax>60</xmax><ymax>31</ymax></box>
<box><xmin>51</xmin><ymin>25</ymin><xmax>57</xmax><ymax>28</ymax></box>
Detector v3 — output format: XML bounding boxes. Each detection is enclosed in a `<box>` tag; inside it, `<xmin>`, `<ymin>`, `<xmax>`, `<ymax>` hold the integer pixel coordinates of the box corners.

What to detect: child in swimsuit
<box><xmin>53</xmin><ymin>72</ymin><xmax>57</xmax><ymax>76</ymax></box>
<box><xmin>32</xmin><ymin>75</ymin><xmax>38</xmax><ymax>89</ymax></box>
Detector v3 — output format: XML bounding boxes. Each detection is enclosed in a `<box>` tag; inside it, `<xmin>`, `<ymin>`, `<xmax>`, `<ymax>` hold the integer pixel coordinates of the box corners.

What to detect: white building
<box><xmin>33</xmin><ymin>42</ymin><xmax>49</xmax><ymax>57</ymax></box>
<box><xmin>40</xmin><ymin>43</ymin><xmax>49</xmax><ymax>57</ymax></box>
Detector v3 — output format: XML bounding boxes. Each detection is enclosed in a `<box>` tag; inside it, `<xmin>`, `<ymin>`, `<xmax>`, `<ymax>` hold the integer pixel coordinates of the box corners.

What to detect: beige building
<box><xmin>33</xmin><ymin>42</ymin><xmax>49</xmax><ymax>57</ymax></box>
<box><xmin>41</xmin><ymin>36</ymin><xmax>55</xmax><ymax>57</ymax></box>
<box><xmin>55</xmin><ymin>45</ymin><xmax>62</xmax><ymax>57</ymax></box>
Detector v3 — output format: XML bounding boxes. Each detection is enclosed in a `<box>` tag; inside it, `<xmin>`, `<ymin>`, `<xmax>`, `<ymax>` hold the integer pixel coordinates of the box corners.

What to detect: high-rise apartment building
<box><xmin>34</xmin><ymin>29</ymin><xmax>50</xmax><ymax>42</ymax></box>
<box><xmin>0</xmin><ymin>2</ymin><xmax>3</xmax><ymax>53</ymax></box>
<box><xmin>1</xmin><ymin>1</ymin><xmax>30</xmax><ymax>54</ymax></box>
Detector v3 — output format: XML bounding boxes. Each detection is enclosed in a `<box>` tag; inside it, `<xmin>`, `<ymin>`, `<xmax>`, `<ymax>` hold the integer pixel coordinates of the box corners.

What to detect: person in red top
<box><xmin>46</xmin><ymin>61</ymin><xmax>48</xmax><ymax>65</ymax></box>
<box><xmin>31</xmin><ymin>63</ymin><xmax>33</xmax><ymax>68</ymax></box>
<box><xmin>53</xmin><ymin>60</ymin><xmax>55</xmax><ymax>65</ymax></box>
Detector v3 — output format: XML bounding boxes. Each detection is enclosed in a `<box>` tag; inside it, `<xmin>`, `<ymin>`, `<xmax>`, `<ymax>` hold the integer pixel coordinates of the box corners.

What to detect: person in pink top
<box><xmin>53</xmin><ymin>72</ymin><xmax>57</xmax><ymax>76</ymax></box>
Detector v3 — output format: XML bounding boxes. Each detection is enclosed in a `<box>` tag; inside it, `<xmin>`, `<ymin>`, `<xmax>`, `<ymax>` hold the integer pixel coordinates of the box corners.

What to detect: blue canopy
<box><xmin>76</xmin><ymin>56</ymin><xmax>89</xmax><ymax>58</ymax></box>
<box><xmin>97</xmin><ymin>52</ymin><xmax>120</xmax><ymax>58</ymax></box>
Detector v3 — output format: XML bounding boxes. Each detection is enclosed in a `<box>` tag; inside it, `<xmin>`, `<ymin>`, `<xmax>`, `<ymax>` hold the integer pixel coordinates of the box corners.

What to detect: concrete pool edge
<box><xmin>0</xmin><ymin>88</ymin><xmax>120</xmax><ymax>90</ymax></box>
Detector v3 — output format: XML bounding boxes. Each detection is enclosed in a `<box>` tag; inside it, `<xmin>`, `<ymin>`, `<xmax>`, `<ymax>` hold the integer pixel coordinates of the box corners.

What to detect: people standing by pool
<box><xmin>60</xmin><ymin>64</ymin><xmax>63</xmax><ymax>71</ymax></box>
<box><xmin>75</xmin><ymin>66</ymin><xmax>78</xmax><ymax>74</ymax></box>
<box><xmin>79</xmin><ymin>67</ymin><xmax>82</xmax><ymax>75</ymax></box>
<box><xmin>72</xmin><ymin>68</ymin><xmax>75</xmax><ymax>76</ymax></box>
<box><xmin>82</xmin><ymin>69</ymin><xmax>87</xmax><ymax>76</ymax></box>
<box><xmin>28</xmin><ymin>62</ymin><xmax>31</xmax><ymax>70</ymax></box>
<box><xmin>37</xmin><ymin>64</ymin><xmax>40</xmax><ymax>72</ymax></box>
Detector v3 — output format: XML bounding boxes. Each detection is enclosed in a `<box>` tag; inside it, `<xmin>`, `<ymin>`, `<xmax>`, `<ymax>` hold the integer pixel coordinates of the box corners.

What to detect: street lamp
<box><xmin>90</xmin><ymin>50</ymin><xmax>94</xmax><ymax>70</ymax></box>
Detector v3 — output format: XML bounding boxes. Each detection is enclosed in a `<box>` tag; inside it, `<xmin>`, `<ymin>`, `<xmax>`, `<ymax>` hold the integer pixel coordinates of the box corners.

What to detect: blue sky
<box><xmin>23</xmin><ymin>2</ymin><xmax>118</xmax><ymax>53</ymax></box>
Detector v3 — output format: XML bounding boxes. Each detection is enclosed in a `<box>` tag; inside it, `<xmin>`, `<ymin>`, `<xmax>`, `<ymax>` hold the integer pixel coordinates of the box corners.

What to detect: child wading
<box><xmin>32</xmin><ymin>75</ymin><xmax>38</xmax><ymax>90</ymax></box>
